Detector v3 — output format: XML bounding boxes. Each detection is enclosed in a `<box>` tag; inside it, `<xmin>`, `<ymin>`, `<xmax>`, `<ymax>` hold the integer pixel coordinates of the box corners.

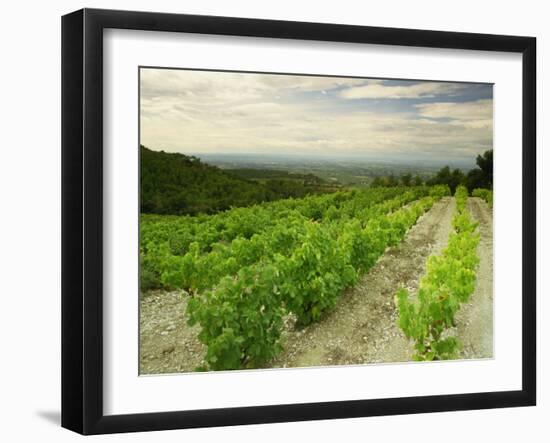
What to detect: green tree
<box><xmin>386</xmin><ymin>174</ymin><xmax>398</xmax><ymax>187</ymax></box>
<box><xmin>428</xmin><ymin>166</ymin><xmax>466</xmax><ymax>194</ymax></box>
<box><xmin>450</xmin><ymin>168</ymin><xmax>466</xmax><ymax>194</ymax></box>
<box><xmin>466</xmin><ymin>149</ymin><xmax>493</xmax><ymax>192</ymax></box>
<box><xmin>476</xmin><ymin>149</ymin><xmax>493</xmax><ymax>182</ymax></box>
<box><xmin>401</xmin><ymin>173</ymin><xmax>412</xmax><ymax>187</ymax></box>
<box><xmin>371</xmin><ymin>176</ymin><xmax>384</xmax><ymax>187</ymax></box>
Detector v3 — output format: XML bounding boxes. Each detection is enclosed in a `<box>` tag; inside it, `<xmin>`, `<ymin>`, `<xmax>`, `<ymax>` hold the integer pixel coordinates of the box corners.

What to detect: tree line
<box><xmin>371</xmin><ymin>149</ymin><xmax>493</xmax><ymax>194</ymax></box>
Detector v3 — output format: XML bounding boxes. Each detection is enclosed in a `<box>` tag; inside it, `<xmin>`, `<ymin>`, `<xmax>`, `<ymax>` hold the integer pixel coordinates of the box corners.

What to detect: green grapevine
<box><xmin>188</xmin><ymin>194</ymin><xmax>442</xmax><ymax>369</ymax></box>
<box><xmin>472</xmin><ymin>188</ymin><xmax>493</xmax><ymax>208</ymax></box>
<box><xmin>395</xmin><ymin>186</ymin><xmax>480</xmax><ymax>360</ymax></box>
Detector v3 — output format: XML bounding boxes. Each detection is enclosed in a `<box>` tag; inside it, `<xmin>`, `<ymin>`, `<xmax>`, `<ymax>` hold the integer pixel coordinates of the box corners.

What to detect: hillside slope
<box><xmin>141</xmin><ymin>146</ymin><xmax>274</xmax><ymax>214</ymax></box>
<box><xmin>140</xmin><ymin>146</ymin><xmax>329</xmax><ymax>215</ymax></box>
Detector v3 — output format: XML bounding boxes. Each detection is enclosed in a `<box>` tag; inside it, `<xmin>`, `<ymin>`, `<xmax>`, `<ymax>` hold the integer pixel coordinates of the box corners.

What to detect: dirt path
<box><xmin>453</xmin><ymin>197</ymin><xmax>494</xmax><ymax>359</ymax></box>
<box><xmin>140</xmin><ymin>290</ymin><xmax>205</xmax><ymax>374</ymax></box>
<box><xmin>270</xmin><ymin>196</ymin><xmax>456</xmax><ymax>368</ymax></box>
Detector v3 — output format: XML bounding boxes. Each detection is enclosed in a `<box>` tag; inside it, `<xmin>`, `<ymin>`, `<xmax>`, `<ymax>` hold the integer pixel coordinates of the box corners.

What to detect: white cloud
<box><xmin>415</xmin><ymin>99</ymin><xmax>493</xmax><ymax>121</ymax></box>
<box><xmin>339</xmin><ymin>81</ymin><xmax>466</xmax><ymax>100</ymax></box>
<box><xmin>140</xmin><ymin>69</ymin><xmax>493</xmax><ymax>160</ymax></box>
<box><xmin>141</xmin><ymin>68</ymin><xmax>366</xmax><ymax>102</ymax></box>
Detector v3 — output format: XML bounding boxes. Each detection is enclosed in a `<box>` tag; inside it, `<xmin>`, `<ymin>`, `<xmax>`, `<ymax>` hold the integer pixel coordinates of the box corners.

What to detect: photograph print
<box><xmin>138</xmin><ymin>67</ymin><xmax>494</xmax><ymax>374</ymax></box>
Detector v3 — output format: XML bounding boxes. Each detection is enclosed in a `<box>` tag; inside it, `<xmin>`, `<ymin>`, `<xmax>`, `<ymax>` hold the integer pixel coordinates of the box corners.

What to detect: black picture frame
<box><xmin>61</xmin><ymin>8</ymin><xmax>536</xmax><ymax>435</ymax></box>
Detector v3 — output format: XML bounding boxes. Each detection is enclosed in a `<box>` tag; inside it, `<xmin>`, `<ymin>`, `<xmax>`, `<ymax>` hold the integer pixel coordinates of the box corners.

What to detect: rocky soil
<box><xmin>139</xmin><ymin>196</ymin><xmax>494</xmax><ymax>374</ymax></box>
<box><xmin>140</xmin><ymin>290</ymin><xmax>205</xmax><ymax>374</ymax></box>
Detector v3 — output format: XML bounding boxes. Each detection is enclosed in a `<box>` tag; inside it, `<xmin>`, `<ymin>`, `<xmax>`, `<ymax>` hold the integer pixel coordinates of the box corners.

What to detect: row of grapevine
<box><xmin>141</xmin><ymin>187</ymin><xmax>404</xmax><ymax>257</ymax></box>
<box><xmin>159</xmin><ymin>188</ymin><xmax>428</xmax><ymax>295</ymax></box>
<box><xmin>187</xmin><ymin>189</ymin><xmax>449</xmax><ymax>370</ymax></box>
<box><xmin>472</xmin><ymin>188</ymin><xmax>493</xmax><ymax>208</ymax></box>
<box><xmin>395</xmin><ymin>186</ymin><xmax>480</xmax><ymax>360</ymax></box>
<box><xmin>141</xmin><ymin>186</ymin><xmax>428</xmax><ymax>290</ymax></box>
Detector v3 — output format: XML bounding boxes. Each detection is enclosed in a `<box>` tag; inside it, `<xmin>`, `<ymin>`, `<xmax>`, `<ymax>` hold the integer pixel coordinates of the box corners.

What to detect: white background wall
<box><xmin>0</xmin><ymin>0</ymin><xmax>546</xmax><ymax>441</ymax></box>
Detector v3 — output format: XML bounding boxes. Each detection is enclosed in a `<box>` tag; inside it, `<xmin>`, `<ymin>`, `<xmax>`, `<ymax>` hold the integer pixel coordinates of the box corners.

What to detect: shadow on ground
<box><xmin>36</xmin><ymin>410</ymin><xmax>60</xmax><ymax>426</ymax></box>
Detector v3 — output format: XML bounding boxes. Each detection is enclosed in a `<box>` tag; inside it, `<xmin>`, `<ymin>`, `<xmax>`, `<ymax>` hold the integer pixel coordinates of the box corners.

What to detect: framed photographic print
<box><xmin>61</xmin><ymin>8</ymin><xmax>536</xmax><ymax>435</ymax></box>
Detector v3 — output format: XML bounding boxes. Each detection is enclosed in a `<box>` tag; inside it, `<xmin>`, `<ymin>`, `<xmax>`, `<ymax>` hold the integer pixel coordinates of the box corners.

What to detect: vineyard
<box><xmin>472</xmin><ymin>188</ymin><xmax>493</xmax><ymax>208</ymax></box>
<box><xmin>395</xmin><ymin>186</ymin><xmax>480</xmax><ymax>360</ymax></box>
<box><xmin>140</xmin><ymin>185</ymin><xmax>493</xmax><ymax>373</ymax></box>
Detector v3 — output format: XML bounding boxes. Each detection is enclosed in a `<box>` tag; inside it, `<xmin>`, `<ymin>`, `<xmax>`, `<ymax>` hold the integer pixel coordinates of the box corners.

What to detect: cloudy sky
<box><xmin>140</xmin><ymin>68</ymin><xmax>493</xmax><ymax>162</ymax></box>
